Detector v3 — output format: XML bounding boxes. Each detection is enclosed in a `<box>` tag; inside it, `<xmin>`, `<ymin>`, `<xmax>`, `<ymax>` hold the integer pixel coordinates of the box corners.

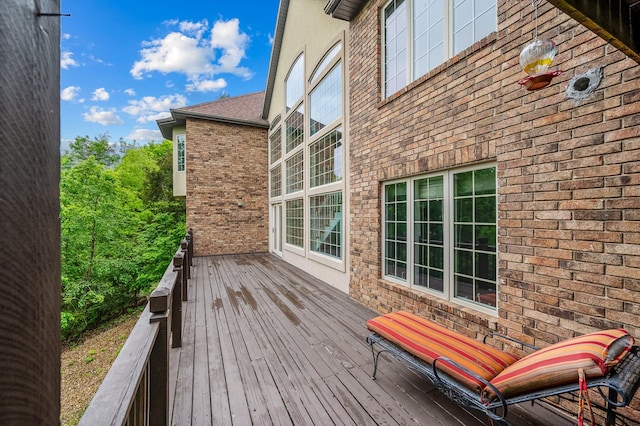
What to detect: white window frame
<box><xmin>382</xmin><ymin>164</ymin><xmax>497</xmax><ymax>315</ymax></box>
<box><xmin>382</xmin><ymin>0</ymin><xmax>496</xmax><ymax>98</ymax></box>
<box><xmin>176</xmin><ymin>133</ymin><xmax>186</xmax><ymax>172</ymax></box>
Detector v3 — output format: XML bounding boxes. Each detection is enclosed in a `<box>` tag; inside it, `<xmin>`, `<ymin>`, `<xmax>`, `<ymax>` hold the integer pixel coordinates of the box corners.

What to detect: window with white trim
<box><xmin>383</xmin><ymin>165</ymin><xmax>497</xmax><ymax>311</ymax></box>
<box><xmin>176</xmin><ymin>133</ymin><xmax>186</xmax><ymax>172</ymax></box>
<box><xmin>383</xmin><ymin>0</ymin><xmax>496</xmax><ymax>98</ymax></box>
<box><xmin>286</xmin><ymin>199</ymin><xmax>304</xmax><ymax>247</ymax></box>
<box><xmin>286</xmin><ymin>54</ymin><xmax>304</xmax><ymax>111</ymax></box>
<box><xmin>273</xmin><ymin>41</ymin><xmax>345</xmax><ymax>264</ymax></box>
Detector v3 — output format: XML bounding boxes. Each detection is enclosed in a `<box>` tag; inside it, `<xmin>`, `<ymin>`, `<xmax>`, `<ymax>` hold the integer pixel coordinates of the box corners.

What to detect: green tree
<box><xmin>60</xmin><ymin>136</ymin><xmax>185</xmax><ymax>341</ymax></box>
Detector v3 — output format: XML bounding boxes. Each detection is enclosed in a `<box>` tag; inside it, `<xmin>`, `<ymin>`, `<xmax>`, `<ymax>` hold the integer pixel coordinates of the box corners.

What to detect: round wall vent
<box><xmin>566</xmin><ymin>68</ymin><xmax>603</xmax><ymax>100</ymax></box>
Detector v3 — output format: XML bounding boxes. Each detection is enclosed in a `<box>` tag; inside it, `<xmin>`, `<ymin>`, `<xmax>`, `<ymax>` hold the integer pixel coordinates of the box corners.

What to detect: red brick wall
<box><xmin>349</xmin><ymin>1</ymin><xmax>640</xmax><ymax>419</ymax></box>
<box><xmin>186</xmin><ymin>118</ymin><xmax>269</xmax><ymax>256</ymax></box>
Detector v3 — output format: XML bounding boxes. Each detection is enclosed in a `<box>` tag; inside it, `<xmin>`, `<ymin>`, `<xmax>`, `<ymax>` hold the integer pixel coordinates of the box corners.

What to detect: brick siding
<box><xmin>349</xmin><ymin>0</ymin><xmax>640</xmax><ymax>420</ymax></box>
<box><xmin>186</xmin><ymin>118</ymin><xmax>269</xmax><ymax>256</ymax></box>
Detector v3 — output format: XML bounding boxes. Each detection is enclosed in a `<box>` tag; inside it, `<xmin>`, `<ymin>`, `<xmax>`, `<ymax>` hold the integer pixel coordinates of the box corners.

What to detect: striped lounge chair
<box><xmin>366</xmin><ymin>311</ymin><xmax>640</xmax><ymax>425</ymax></box>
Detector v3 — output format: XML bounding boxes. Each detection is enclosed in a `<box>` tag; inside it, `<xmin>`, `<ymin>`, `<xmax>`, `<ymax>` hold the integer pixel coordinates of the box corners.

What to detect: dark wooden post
<box><xmin>181</xmin><ymin>239</ymin><xmax>191</xmax><ymax>279</ymax></box>
<box><xmin>186</xmin><ymin>228</ymin><xmax>194</xmax><ymax>266</ymax></box>
<box><xmin>0</xmin><ymin>1</ymin><xmax>61</xmax><ymax>424</ymax></box>
<box><xmin>176</xmin><ymin>250</ymin><xmax>188</xmax><ymax>301</ymax></box>
<box><xmin>148</xmin><ymin>288</ymin><xmax>170</xmax><ymax>426</ymax></box>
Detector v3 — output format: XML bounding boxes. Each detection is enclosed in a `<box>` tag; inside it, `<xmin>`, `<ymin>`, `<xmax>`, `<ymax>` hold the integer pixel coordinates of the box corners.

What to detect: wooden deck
<box><xmin>168</xmin><ymin>253</ymin><xmax>574</xmax><ymax>425</ymax></box>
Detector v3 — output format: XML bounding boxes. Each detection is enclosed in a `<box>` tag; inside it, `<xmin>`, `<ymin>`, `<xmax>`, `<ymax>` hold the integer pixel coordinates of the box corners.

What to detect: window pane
<box><xmin>455</xmin><ymin>198</ymin><xmax>473</xmax><ymax>222</ymax></box>
<box><xmin>384</xmin><ymin>182</ymin><xmax>408</xmax><ymax>281</ymax></box>
<box><xmin>475</xmin><ymin>196</ymin><xmax>496</xmax><ymax>223</ymax></box>
<box><xmin>285</xmin><ymin>199</ymin><xmax>304</xmax><ymax>247</ymax></box>
<box><xmin>286</xmin><ymin>55</ymin><xmax>304</xmax><ymax>111</ymax></box>
<box><xmin>454</xmin><ymin>171</ymin><xmax>473</xmax><ymax>196</ymax></box>
<box><xmin>414</xmin><ymin>0</ymin><xmax>444</xmax><ymax>77</ymax></box>
<box><xmin>310</xmin><ymin>192</ymin><xmax>342</xmax><ymax>258</ymax></box>
<box><xmin>413</xmin><ymin>176</ymin><xmax>444</xmax><ymax>292</ymax></box>
<box><xmin>474</xmin><ymin>167</ymin><xmax>496</xmax><ymax>194</ymax></box>
<box><xmin>453</xmin><ymin>0</ymin><xmax>496</xmax><ymax>54</ymax></box>
<box><xmin>269</xmin><ymin>127</ymin><xmax>282</xmax><ymax>164</ymax></box>
<box><xmin>384</xmin><ymin>0</ymin><xmax>407</xmax><ymax>97</ymax></box>
<box><xmin>285</xmin><ymin>151</ymin><xmax>304</xmax><ymax>193</ymax></box>
<box><xmin>453</xmin><ymin>166</ymin><xmax>497</xmax><ymax>309</ymax></box>
<box><xmin>310</xmin><ymin>64</ymin><xmax>342</xmax><ymax>136</ymax></box>
<box><xmin>475</xmin><ymin>225</ymin><xmax>496</xmax><ymax>251</ymax></box>
<box><xmin>285</xmin><ymin>104</ymin><xmax>304</xmax><ymax>153</ymax></box>
<box><xmin>270</xmin><ymin>167</ymin><xmax>281</xmax><ymax>198</ymax></box>
<box><xmin>176</xmin><ymin>134</ymin><xmax>186</xmax><ymax>172</ymax></box>
<box><xmin>310</xmin><ymin>42</ymin><xmax>341</xmax><ymax>83</ymax></box>
<box><xmin>310</xmin><ymin>127</ymin><xmax>343</xmax><ymax>187</ymax></box>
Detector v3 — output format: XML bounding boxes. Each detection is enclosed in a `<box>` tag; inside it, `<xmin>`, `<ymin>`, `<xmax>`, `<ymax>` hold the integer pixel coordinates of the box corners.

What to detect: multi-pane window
<box><xmin>285</xmin><ymin>104</ymin><xmax>304</xmax><ymax>153</ymax></box>
<box><xmin>453</xmin><ymin>167</ymin><xmax>497</xmax><ymax>307</ymax></box>
<box><xmin>285</xmin><ymin>151</ymin><xmax>304</xmax><ymax>194</ymax></box>
<box><xmin>310</xmin><ymin>128</ymin><xmax>342</xmax><ymax>187</ymax></box>
<box><xmin>384</xmin><ymin>0</ymin><xmax>496</xmax><ymax>97</ymax></box>
<box><xmin>310</xmin><ymin>192</ymin><xmax>342</xmax><ymax>258</ymax></box>
<box><xmin>414</xmin><ymin>176</ymin><xmax>444</xmax><ymax>292</ymax></box>
<box><xmin>270</xmin><ymin>166</ymin><xmax>282</xmax><ymax>198</ymax></box>
<box><xmin>272</xmin><ymin>42</ymin><xmax>344</xmax><ymax>264</ymax></box>
<box><xmin>384</xmin><ymin>182</ymin><xmax>408</xmax><ymax>280</ymax></box>
<box><xmin>286</xmin><ymin>199</ymin><xmax>304</xmax><ymax>247</ymax></box>
<box><xmin>176</xmin><ymin>134</ymin><xmax>186</xmax><ymax>172</ymax></box>
<box><xmin>270</xmin><ymin>127</ymin><xmax>282</xmax><ymax>164</ymax></box>
<box><xmin>309</xmin><ymin>63</ymin><xmax>342</xmax><ymax>136</ymax></box>
<box><xmin>286</xmin><ymin>55</ymin><xmax>304</xmax><ymax>111</ymax></box>
<box><xmin>383</xmin><ymin>165</ymin><xmax>497</xmax><ymax>310</ymax></box>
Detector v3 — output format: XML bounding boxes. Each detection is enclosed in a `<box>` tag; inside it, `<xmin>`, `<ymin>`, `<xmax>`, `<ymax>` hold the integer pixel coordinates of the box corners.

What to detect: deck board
<box><xmin>168</xmin><ymin>253</ymin><xmax>575</xmax><ymax>425</ymax></box>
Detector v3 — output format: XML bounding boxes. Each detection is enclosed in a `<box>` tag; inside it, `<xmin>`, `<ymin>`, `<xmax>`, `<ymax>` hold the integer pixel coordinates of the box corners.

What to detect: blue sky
<box><xmin>60</xmin><ymin>0</ymin><xmax>280</xmax><ymax>150</ymax></box>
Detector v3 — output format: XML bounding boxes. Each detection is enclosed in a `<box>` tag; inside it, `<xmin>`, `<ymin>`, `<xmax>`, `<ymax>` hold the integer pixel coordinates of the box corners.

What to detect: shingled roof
<box><xmin>157</xmin><ymin>91</ymin><xmax>268</xmax><ymax>140</ymax></box>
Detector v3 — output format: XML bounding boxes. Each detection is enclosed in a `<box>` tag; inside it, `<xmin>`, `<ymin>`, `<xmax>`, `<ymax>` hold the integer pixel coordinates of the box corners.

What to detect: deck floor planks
<box><xmin>168</xmin><ymin>253</ymin><xmax>569</xmax><ymax>426</ymax></box>
<box><xmin>201</xmin><ymin>258</ymin><xmax>233</xmax><ymax>425</ymax></box>
<box><xmin>226</xmin><ymin>257</ymin><xmax>341</xmax><ymax>424</ymax></box>
<box><xmin>191</xmin><ymin>263</ymin><xmax>213</xmax><ymax>425</ymax></box>
<box><xmin>214</xmin><ymin>256</ymin><xmax>287</xmax><ymax>425</ymax></box>
<box><xmin>170</xmin><ymin>269</ymin><xmax>197</xmax><ymax>426</ymax></box>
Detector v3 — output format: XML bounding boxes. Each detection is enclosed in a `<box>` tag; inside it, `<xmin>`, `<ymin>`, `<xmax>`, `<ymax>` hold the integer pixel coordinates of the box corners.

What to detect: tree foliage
<box><xmin>60</xmin><ymin>135</ymin><xmax>185</xmax><ymax>341</ymax></box>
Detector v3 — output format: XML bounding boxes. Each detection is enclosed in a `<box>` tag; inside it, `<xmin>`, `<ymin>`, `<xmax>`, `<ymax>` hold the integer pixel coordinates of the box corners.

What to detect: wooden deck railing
<box><xmin>79</xmin><ymin>229</ymin><xmax>193</xmax><ymax>426</ymax></box>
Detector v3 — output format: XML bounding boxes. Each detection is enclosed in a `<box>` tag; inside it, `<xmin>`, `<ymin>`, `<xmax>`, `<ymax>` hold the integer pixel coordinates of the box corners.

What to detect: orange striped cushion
<box><xmin>367</xmin><ymin>311</ymin><xmax>519</xmax><ymax>392</ymax></box>
<box><xmin>485</xmin><ymin>329</ymin><xmax>634</xmax><ymax>400</ymax></box>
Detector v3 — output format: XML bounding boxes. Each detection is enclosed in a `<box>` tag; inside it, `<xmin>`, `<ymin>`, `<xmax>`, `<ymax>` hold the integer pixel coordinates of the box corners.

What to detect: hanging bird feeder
<box><xmin>517</xmin><ymin>38</ymin><xmax>563</xmax><ymax>90</ymax></box>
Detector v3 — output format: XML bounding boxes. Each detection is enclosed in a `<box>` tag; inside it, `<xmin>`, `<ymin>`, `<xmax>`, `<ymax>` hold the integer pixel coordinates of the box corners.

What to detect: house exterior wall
<box><xmin>172</xmin><ymin>125</ymin><xmax>187</xmax><ymax>197</ymax></box>
<box><xmin>348</xmin><ymin>0</ymin><xmax>640</xmax><ymax>419</ymax></box>
<box><xmin>186</xmin><ymin>118</ymin><xmax>269</xmax><ymax>256</ymax></box>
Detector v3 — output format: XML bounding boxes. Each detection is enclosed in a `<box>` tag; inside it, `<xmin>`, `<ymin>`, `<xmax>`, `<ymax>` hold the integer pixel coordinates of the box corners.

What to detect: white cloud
<box><xmin>130</xmin><ymin>18</ymin><xmax>253</xmax><ymax>91</ymax></box>
<box><xmin>83</xmin><ymin>106</ymin><xmax>124</xmax><ymax>125</ymax></box>
<box><xmin>126</xmin><ymin>128</ymin><xmax>164</xmax><ymax>143</ymax></box>
<box><xmin>61</xmin><ymin>51</ymin><xmax>78</xmax><ymax>69</ymax></box>
<box><xmin>61</xmin><ymin>86</ymin><xmax>81</xmax><ymax>101</ymax></box>
<box><xmin>210</xmin><ymin>18</ymin><xmax>252</xmax><ymax>79</ymax></box>
<box><xmin>62</xmin><ymin>33</ymin><xmax>71</xmax><ymax>40</ymax></box>
<box><xmin>122</xmin><ymin>94</ymin><xmax>187</xmax><ymax>124</ymax></box>
<box><xmin>91</xmin><ymin>88</ymin><xmax>110</xmax><ymax>101</ymax></box>
<box><xmin>125</xmin><ymin>88</ymin><xmax>136</xmax><ymax>96</ymax></box>
<box><xmin>185</xmin><ymin>78</ymin><xmax>227</xmax><ymax>93</ymax></box>
<box><xmin>130</xmin><ymin>31</ymin><xmax>214</xmax><ymax>79</ymax></box>
<box><xmin>179</xmin><ymin>20</ymin><xmax>208</xmax><ymax>39</ymax></box>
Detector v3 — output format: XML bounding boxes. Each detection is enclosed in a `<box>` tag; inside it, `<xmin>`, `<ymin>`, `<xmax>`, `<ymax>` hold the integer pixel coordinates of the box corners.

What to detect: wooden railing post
<box><xmin>186</xmin><ymin>228</ymin><xmax>194</xmax><ymax>266</ymax></box>
<box><xmin>181</xmin><ymin>239</ymin><xmax>191</xmax><ymax>280</ymax></box>
<box><xmin>148</xmin><ymin>287</ymin><xmax>170</xmax><ymax>426</ymax></box>
<box><xmin>171</xmin><ymin>253</ymin><xmax>183</xmax><ymax>348</ymax></box>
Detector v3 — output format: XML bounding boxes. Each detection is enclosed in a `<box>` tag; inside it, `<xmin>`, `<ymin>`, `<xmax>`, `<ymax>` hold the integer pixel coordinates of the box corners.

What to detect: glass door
<box><xmin>271</xmin><ymin>203</ymin><xmax>282</xmax><ymax>256</ymax></box>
